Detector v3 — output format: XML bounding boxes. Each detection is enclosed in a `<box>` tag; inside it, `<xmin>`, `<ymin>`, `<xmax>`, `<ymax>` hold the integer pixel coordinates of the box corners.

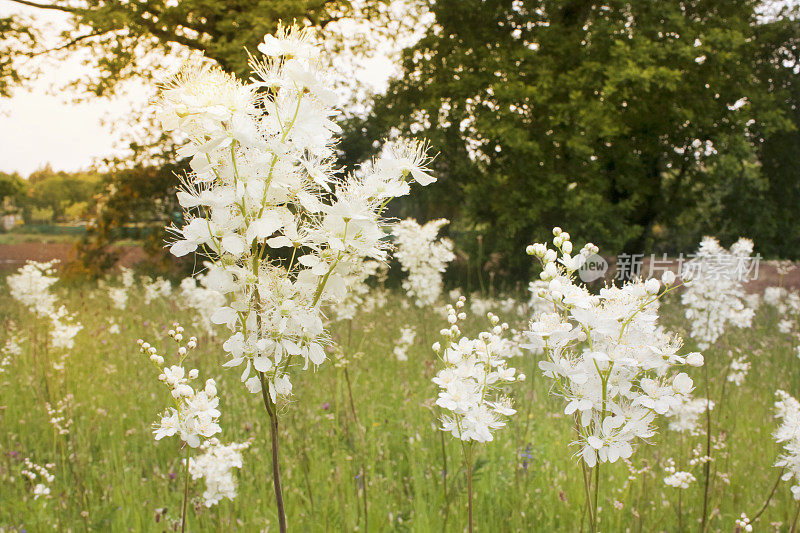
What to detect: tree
<box><xmin>352</xmin><ymin>0</ymin><xmax>796</xmax><ymax>276</ymax></box>
<box><xmin>69</xmin><ymin>161</ymin><xmax>191</xmax><ymax>277</ymax></box>
<box><xmin>1</xmin><ymin>0</ymin><xmax>390</xmax><ymax>97</ymax></box>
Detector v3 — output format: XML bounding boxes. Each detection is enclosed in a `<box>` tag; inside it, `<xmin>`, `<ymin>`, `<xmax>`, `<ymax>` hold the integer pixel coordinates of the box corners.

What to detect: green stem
<box><xmin>181</xmin><ymin>445</ymin><xmax>190</xmax><ymax>533</ymax></box>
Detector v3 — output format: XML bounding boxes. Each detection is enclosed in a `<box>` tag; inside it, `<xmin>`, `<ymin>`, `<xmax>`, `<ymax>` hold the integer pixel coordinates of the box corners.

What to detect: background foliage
<box><xmin>2</xmin><ymin>0</ymin><xmax>799</xmax><ymax>280</ymax></box>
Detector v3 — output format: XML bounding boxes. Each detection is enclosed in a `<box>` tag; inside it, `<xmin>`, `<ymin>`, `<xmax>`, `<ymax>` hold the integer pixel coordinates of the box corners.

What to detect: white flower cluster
<box><xmin>470</xmin><ymin>294</ymin><xmax>525</xmax><ymax>318</ymax></box>
<box><xmin>107</xmin><ymin>286</ymin><xmax>128</xmax><ymax>311</ymax></box>
<box><xmin>666</xmin><ymin>396</ymin><xmax>714</xmax><ymax>435</ymax></box>
<box><xmin>45</xmin><ymin>394</ymin><xmax>74</xmax><ymax>435</ymax></box>
<box><xmin>764</xmin><ymin>286</ymin><xmax>786</xmax><ymax>307</ymax></box>
<box><xmin>393</xmin><ymin>325</ymin><xmax>417</xmax><ymax>361</ymax></box>
<box><xmin>158</xmin><ymin>24</ymin><xmax>436</xmax><ymax>401</ymax></box>
<box><xmin>7</xmin><ymin>260</ymin><xmax>59</xmax><ymax>316</ymax></box>
<box><xmin>525</xmin><ymin>227</ymin><xmax>703</xmax><ymax>467</ymax></box>
<box><xmin>332</xmin><ymin>260</ymin><xmax>384</xmax><ymax>322</ymax></box>
<box><xmin>727</xmin><ymin>354</ymin><xmax>750</xmax><ymax>386</ymax></box>
<box><xmin>50</xmin><ymin>305</ymin><xmax>83</xmax><ymax>352</ymax></box>
<box><xmin>0</xmin><ymin>336</ymin><xmax>23</xmax><ymax>375</ymax></box>
<box><xmin>432</xmin><ymin>299</ymin><xmax>522</xmax><ymax>443</ymax></box>
<box><xmin>179</xmin><ymin>270</ymin><xmax>227</xmax><ymax>332</ymax></box>
<box><xmin>735</xmin><ymin>513</ymin><xmax>753</xmax><ymax>532</ymax></box>
<box><xmin>392</xmin><ymin>218</ymin><xmax>455</xmax><ymax>308</ymax></box>
<box><xmin>528</xmin><ymin>279</ymin><xmax>553</xmax><ymax>317</ymax></box>
<box><xmin>138</xmin><ymin>325</ymin><xmax>221</xmax><ymax>448</ymax></box>
<box><xmin>681</xmin><ymin>237</ymin><xmax>755</xmax><ymax>350</ymax></box>
<box><xmin>7</xmin><ymin>260</ymin><xmax>82</xmax><ymax>360</ymax></box>
<box><xmin>773</xmin><ymin>389</ymin><xmax>800</xmax><ymax>500</ymax></box>
<box><xmin>21</xmin><ymin>458</ymin><xmax>55</xmax><ymax>500</ymax></box>
<box><xmin>188</xmin><ymin>437</ymin><xmax>251</xmax><ymax>507</ymax></box>
<box><xmin>120</xmin><ymin>266</ymin><xmax>135</xmax><ymax>289</ymax></box>
<box><xmin>663</xmin><ymin>459</ymin><xmax>696</xmax><ymax>489</ymax></box>
<box><xmin>143</xmin><ymin>276</ymin><xmax>173</xmax><ymax>305</ymax></box>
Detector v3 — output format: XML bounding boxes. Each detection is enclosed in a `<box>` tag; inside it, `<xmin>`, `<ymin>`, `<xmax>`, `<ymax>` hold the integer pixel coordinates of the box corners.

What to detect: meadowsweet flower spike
<box><xmin>393</xmin><ymin>218</ymin><xmax>455</xmax><ymax>308</ymax></box>
<box><xmin>138</xmin><ymin>325</ymin><xmax>220</xmax><ymax>448</ymax></box>
<box><xmin>681</xmin><ymin>236</ymin><xmax>755</xmax><ymax>350</ymax></box>
<box><xmin>160</xmin><ymin>22</ymin><xmax>436</xmax><ymax>401</ymax></box>
<box><xmin>158</xmin><ymin>23</ymin><xmax>438</xmax><ymax>531</ymax></box>
<box><xmin>433</xmin><ymin>300</ymin><xmax>521</xmax><ymax>443</ymax></box>
<box><xmin>524</xmin><ymin>228</ymin><xmax>701</xmax><ymax>468</ymax></box>
<box><xmin>21</xmin><ymin>458</ymin><xmax>55</xmax><ymax>500</ymax></box>
<box><xmin>188</xmin><ymin>438</ymin><xmax>251</xmax><ymax>507</ymax></box>
<box><xmin>774</xmin><ymin>390</ymin><xmax>800</xmax><ymax>500</ymax></box>
<box><xmin>8</xmin><ymin>260</ymin><xmax>83</xmax><ymax>368</ymax></box>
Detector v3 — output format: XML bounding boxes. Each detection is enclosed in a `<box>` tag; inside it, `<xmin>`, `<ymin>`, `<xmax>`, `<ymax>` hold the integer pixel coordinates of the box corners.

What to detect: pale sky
<box><xmin>0</xmin><ymin>2</ymin><xmax>417</xmax><ymax>177</ymax></box>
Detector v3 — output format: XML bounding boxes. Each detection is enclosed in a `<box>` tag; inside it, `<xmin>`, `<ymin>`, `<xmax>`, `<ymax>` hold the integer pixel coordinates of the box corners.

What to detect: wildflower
<box><xmin>525</xmin><ymin>228</ymin><xmax>700</xmax><ymax>468</ymax></box>
<box><xmin>108</xmin><ymin>286</ymin><xmax>128</xmax><ymax>310</ymax></box>
<box><xmin>178</xmin><ymin>268</ymin><xmax>227</xmax><ymax>333</ymax></box>
<box><xmin>160</xmin><ymin>24</ymin><xmax>437</xmax><ymax>406</ymax></box>
<box><xmin>393</xmin><ymin>326</ymin><xmax>417</xmax><ymax>361</ymax></box>
<box><xmin>774</xmin><ymin>390</ymin><xmax>800</xmax><ymax>500</ymax></box>
<box><xmin>735</xmin><ymin>513</ymin><xmax>753</xmax><ymax>532</ymax></box>
<box><xmin>681</xmin><ymin>237</ymin><xmax>755</xmax><ymax>350</ymax></box>
<box><xmin>727</xmin><ymin>355</ymin><xmax>750</xmax><ymax>386</ymax></box>
<box><xmin>433</xmin><ymin>302</ymin><xmax>520</xmax><ymax>443</ymax></box>
<box><xmin>158</xmin><ymin>25</ymin><xmax>439</xmax><ymax>529</ymax></box>
<box><xmin>188</xmin><ymin>438</ymin><xmax>251</xmax><ymax>507</ymax></box>
<box><xmin>143</xmin><ymin>277</ymin><xmax>173</xmax><ymax>305</ymax></box>
<box><xmin>392</xmin><ymin>219</ymin><xmax>455</xmax><ymax>308</ymax></box>
<box><xmin>663</xmin><ymin>459</ymin><xmax>696</xmax><ymax>489</ymax></box>
<box><xmin>139</xmin><ymin>325</ymin><xmax>220</xmax><ymax>448</ymax></box>
<box><xmin>21</xmin><ymin>458</ymin><xmax>55</xmax><ymax>500</ymax></box>
<box><xmin>666</xmin><ymin>396</ymin><xmax>714</xmax><ymax>435</ymax></box>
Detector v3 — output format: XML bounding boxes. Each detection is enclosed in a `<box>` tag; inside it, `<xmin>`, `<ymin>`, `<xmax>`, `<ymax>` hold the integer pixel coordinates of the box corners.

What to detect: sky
<box><xmin>0</xmin><ymin>4</ymin><xmax>153</xmax><ymax>176</ymax></box>
<box><xmin>0</xmin><ymin>2</ymin><xmax>415</xmax><ymax>177</ymax></box>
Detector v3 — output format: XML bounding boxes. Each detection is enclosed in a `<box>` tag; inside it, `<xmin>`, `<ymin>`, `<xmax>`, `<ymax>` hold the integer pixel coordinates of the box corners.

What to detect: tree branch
<box><xmin>7</xmin><ymin>0</ymin><xmax>80</xmax><ymax>14</ymax></box>
<box><xmin>28</xmin><ymin>29</ymin><xmax>108</xmax><ymax>56</ymax></box>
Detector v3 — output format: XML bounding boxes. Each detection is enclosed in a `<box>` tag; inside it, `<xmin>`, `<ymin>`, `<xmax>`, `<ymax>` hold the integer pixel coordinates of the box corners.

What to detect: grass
<box><xmin>0</xmin><ymin>278</ymin><xmax>798</xmax><ymax>532</ymax></box>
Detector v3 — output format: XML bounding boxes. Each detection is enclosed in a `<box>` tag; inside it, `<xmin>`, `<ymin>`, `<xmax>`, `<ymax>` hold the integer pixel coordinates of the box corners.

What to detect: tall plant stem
<box><xmin>181</xmin><ymin>445</ymin><xmax>190</xmax><ymax>533</ymax></box>
<box><xmin>593</xmin><ymin>462</ymin><xmax>601</xmax><ymax>529</ymax></box>
<box><xmin>701</xmin><ymin>363</ymin><xmax>712</xmax><ymax>530</ymax></box>
<box><xmin>465</xmin><ymin>443</ymin><xmax>474</xmax><ymax>533</ymax></box>
<box><xmin>343</xmin><ymin>365</ymin><xmax>361</xmax><ymax>429</ymax></box>
<box><xmin>581</xmin><ymin>460</ymin><xmax>596</xmax><ymax>533</ymax></box>
<box><xmin>751</xmin><ymin>468</ymin><xmax>784</xmax><ymax>523</ymax></box>
<box><xmin>361</xmin><ymin>465</ymin><xmax>369</xmax><ymax>533</ymax></box>
<box><xmin>260</xmin><ymin>372</ymin><xmax>287</xmax><ymax>533</ymax></box>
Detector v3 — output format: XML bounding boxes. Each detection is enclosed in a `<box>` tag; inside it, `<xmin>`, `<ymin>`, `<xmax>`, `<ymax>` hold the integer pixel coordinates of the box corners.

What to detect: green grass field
<box><xmin>1</xmin><ymin>278</ymin><xmax>798</xmax><ymax>532</ymax></box>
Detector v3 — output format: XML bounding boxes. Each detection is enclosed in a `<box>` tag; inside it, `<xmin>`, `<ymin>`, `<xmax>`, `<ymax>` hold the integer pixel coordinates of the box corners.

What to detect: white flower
<box><xmin>188</xmin><ymin>438</ymin><xmax>251</xmax><ymax>507</ymax></box>
<box><xmin>434</xmin><ymin>305</ymin><xmax>519</xmax><ymax>443</ymax></box>
<box><xmin>525</xmin><ymin>228</ymin><xmax>701</xmax><ymax>466</ymax></box>
<box><xmin>681</xmin><ymin>236</ymin><xmax>755</xmax><ymax>350</ymax></box>
<box><xmin>159</xmin><ymin>23</ymin><xmax>437</xmax><ymax>399</ymax></box>
<box><xmin>392</xmin><ymin>218</ymin><xmax>455</xmax><ymax>308</ymax></box>
<box><xmin>773</xmin><ymin>390</ymin><xmax>800</xmax><ymax>501</ymax></box>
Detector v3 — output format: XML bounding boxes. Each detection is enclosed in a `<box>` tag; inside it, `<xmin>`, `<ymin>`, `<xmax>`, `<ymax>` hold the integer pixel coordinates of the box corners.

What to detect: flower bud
<box><xmin>562</xmin><ymin>241</ymin><xmax>573</xmax><ymax>254</ymax></box>
<box><xmin>661</xmin><ymin>270</ymin><xmax>676</xmax><ymax>286</ymax></box>
<box><xmin>432</xmin><ymin>342</ymin><xmax>441</xmax><ymax>352</ymax></box>
<box><xmin>686</xmin><ymin>352</ymin><xmax>704</xmax><ymax>367</ymax></box>
<box><xmin>552</xmin><ymin>227</ymin><xmax>562</xmax><ymax>236</ymax></box>
<box><xmin>645</xmin><ymin>278</ymin><xmax>660</xmax><ymax>294</ymax></box>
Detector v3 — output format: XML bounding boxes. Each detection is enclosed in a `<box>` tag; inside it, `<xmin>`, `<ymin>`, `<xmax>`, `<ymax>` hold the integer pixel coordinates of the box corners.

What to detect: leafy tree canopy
<box><xmin>349</xmin><ymin>0</ymin><xmax>799</xmax><ymax>276</ymax></box>
<box><xmin>1</xmin><ymin>0</ymin><xmax>394</xmax><ymax>97</ymax></box>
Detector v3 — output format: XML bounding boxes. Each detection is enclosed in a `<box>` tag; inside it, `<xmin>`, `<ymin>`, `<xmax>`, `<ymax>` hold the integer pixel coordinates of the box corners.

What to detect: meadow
<box><xmin>1</xmin><ymin>268</ymin><xmax>799</xmax><ymax>532</ymax></box>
